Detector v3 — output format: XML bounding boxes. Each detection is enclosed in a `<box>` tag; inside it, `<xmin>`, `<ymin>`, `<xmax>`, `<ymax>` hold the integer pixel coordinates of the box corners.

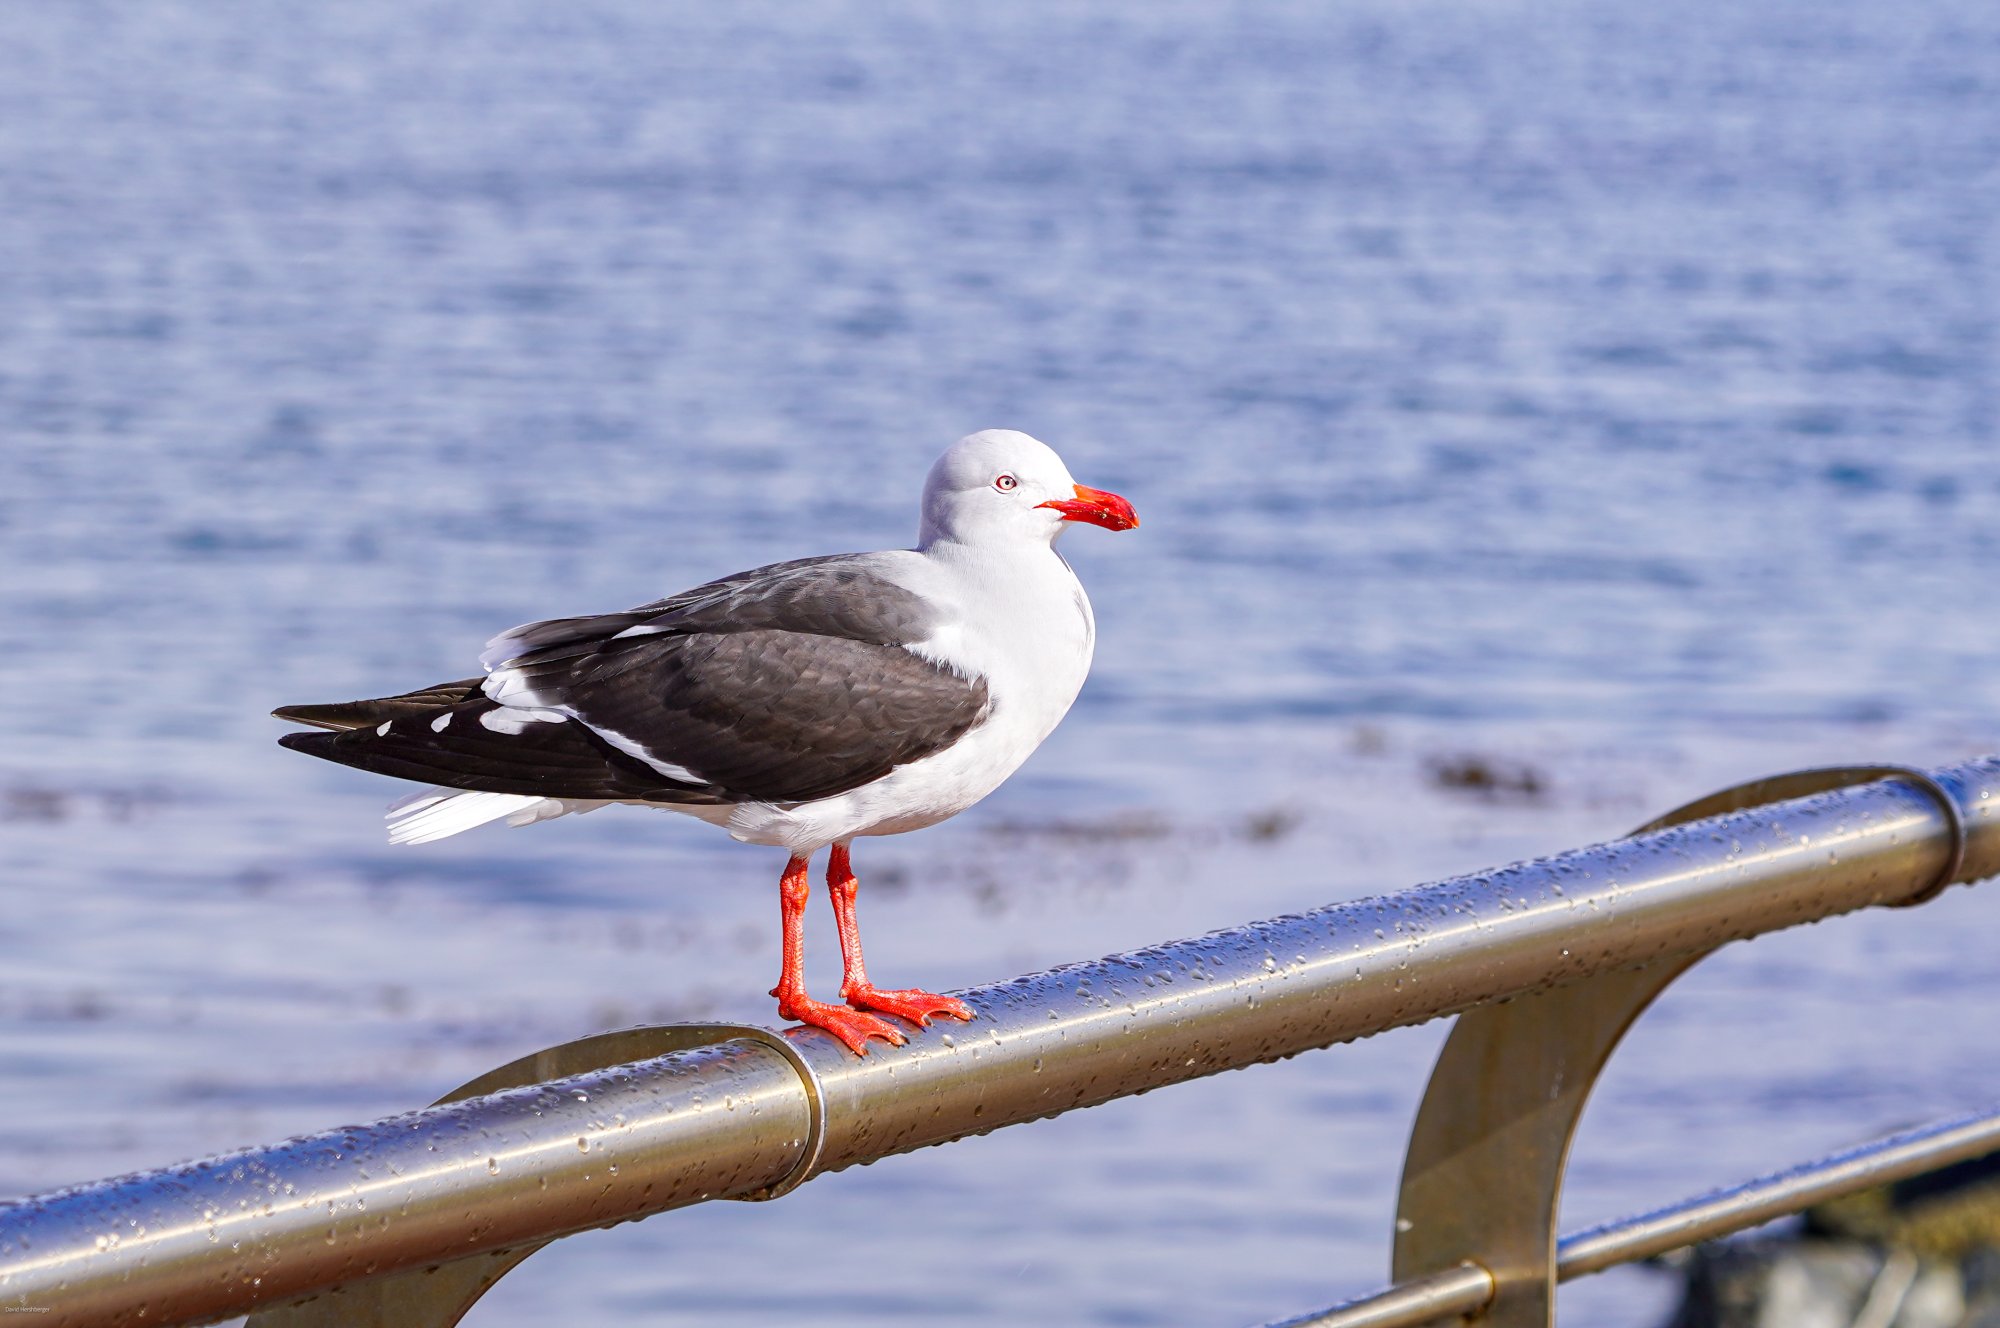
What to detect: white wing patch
<box><xmin>478</xmin><ymin>705</ymin><xmax>566</xmax><ymax>735</ymax></box>
<box><xmin>482</xmin><ymin>664</ymin><xmax>549</xmax><ymax>710</ymax></box>
<box><xmin>585</xmin><ymin>722</ymin><xmax>705</xmax><ymax>783</ymax></box>
<box><xmin>481</xmin><ymin>659</ymin><xmax>703</xmax><ymax>782</ymax></box>
<box><xmin>478</xmin><ymin>627</ymin><xmax>541</xmax><ymax>673</ymax></box>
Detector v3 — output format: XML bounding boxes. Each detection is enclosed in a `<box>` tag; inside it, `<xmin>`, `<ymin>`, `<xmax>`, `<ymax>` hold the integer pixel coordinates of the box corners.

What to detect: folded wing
<box><xmin>277</xmin><ymin>554</ymin><xmax>991</xmax><ymax>806</ymax></box>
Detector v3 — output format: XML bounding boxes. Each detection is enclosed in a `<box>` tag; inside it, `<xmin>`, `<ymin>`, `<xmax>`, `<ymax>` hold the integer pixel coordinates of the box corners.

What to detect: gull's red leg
<box><xmin>768</xmin><ymin>852</ymin><xmax>904</xmax><ymax>1054</ymax></box>
<box><xmin>829</xmin><ymin>842</ymin><xmax>974</xmax><ymax>1027</ymax></box>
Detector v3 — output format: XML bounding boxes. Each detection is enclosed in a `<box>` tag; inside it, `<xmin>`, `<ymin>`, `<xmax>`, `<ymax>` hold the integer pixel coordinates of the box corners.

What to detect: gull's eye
<box><xmin>994</xmin><ymin>474</ymin><xmax>1019</xmax><ymax>492</ymax></box>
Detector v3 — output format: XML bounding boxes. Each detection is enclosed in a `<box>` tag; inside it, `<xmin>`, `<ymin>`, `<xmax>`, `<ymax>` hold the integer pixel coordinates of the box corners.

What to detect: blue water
<box><xmin>3</xmin><ymin>2</ymin><xmax>1999</xmax><ymax>1324</ymax></box>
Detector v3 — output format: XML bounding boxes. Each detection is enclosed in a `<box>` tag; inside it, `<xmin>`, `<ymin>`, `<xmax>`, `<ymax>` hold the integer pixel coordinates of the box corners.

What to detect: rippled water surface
<box><xmin>4</xmin><ymin>2</ymin><xmax>1999</xmax><ymax>1324</ymax></box>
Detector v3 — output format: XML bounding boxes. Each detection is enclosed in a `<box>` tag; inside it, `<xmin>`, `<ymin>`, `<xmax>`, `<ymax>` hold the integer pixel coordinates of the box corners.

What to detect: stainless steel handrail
<box><xmin>1272</xmin><ymin>1105</ymin><xmax>2000</xmax><ymax>1328</ymax></box>
<box><xmin>2</xmin><ymin>756</ymin><xmax>1995</xmax><ymax>1327</ymax></box>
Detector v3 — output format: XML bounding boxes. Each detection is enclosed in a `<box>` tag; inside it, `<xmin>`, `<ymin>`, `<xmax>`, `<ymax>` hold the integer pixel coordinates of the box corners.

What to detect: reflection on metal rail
<box><xmin>1272</xmin><ymin>1107</ymin><xmax>2000</xmax><ymax>1328</ymax></box>
<box><xmin>0</xmin><ymin>758</ymin><xmax>1995</xmax><ymax>1328</ymax></box>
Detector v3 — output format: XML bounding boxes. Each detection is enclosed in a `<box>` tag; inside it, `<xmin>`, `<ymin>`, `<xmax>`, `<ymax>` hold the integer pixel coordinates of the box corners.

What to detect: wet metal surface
<box><xmin>243</xmin><ymin>1023</ymin><xmax>823</xmax><ymax>1328</ymax></box>
<box><xmin>1372</xmin><ymin>762</ymin><xmax>1951</xmax><ymax>1328</ymax></box>
<box><xmin>1266</xmin><ymin>1263</ymin><xmax>1494</xmax><ymax>1328</ymax></box>
<box><xmin>1</xmin><ymin>760</ymin><xmax>1996</xmax><ymax>1325</ymax></box>
<box><xmin>793</xmin><ymin>759</ymin><xmax>2000</xmax><ymax>1173</ymax></box>
<box><xmin>1272</xmin><ymin>1104</ymin><xmax>2000</xmax><ymax>1328</ymax></box>
<box><xmin>0</xmin><ymin>1043</ymin><xmax>807</xmax><ymax>1327</ymax></box>
<box><xmin>1556</xmin><ymin>1106</ymin><xmax>2000</xmax><ymax>1279</ymax></box>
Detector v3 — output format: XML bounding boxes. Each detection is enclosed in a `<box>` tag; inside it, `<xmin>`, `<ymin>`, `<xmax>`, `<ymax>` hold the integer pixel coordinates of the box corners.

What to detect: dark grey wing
<box><xmin>480</xmin><ymin>554</ymin><xmax>937</xmax><ymax>669</ymax></box>
<box><xmin>484</xmin><ymin>553</ymin><xmax>990</xmax><ymax>804</ymax></box>
<box><xmin>501</xmin><ymin>630</ymin><xmax>982</xmax><ymax>802</ymax></box>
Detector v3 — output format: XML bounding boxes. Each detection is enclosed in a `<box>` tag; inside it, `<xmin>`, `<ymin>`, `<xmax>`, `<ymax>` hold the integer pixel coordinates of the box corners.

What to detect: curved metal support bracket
<box><xmin>1388</xmin><ymin>765</ymin><xmax>1957</xmax><ymax>1326</ymax></box>
<box><xmin>245</xmin><ymin>1021</ymin><xmax>822</xmax><ymax>1328</ymax></box>
<box><xmin>1391</xmin><ymin>953</ymin><xmax>1707</xmax><ymax>1326</ymax></box>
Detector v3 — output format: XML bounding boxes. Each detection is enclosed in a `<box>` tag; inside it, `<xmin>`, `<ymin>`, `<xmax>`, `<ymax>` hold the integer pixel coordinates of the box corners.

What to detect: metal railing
<box><xmin>1</xmin><ymin>757</ymin><xmax>1995</xmax><ymax>1328</ymax></box>
<box><xmin>1271</xmin><ymin>1106</ymin><xmax>2000</xmax><ymax>1328</ymax></box>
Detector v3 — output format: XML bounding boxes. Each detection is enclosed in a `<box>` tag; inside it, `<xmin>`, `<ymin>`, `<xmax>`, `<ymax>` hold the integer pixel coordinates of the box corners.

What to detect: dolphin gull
<box><xmin>274</xmin><ymin>430</ymin><xmax>1138</xmax><ymax>1053</ymax></box>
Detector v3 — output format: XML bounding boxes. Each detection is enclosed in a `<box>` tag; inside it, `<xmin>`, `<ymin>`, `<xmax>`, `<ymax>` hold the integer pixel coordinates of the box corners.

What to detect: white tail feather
<box><xmin>385</xmin><ymin>788</ymin><xmax>609</xmax><ymax>844</ymax></box>
<box><xmin>387</xmin><ymin>788</ymin><xmax>541</xmax><ymax>844</ymax></box>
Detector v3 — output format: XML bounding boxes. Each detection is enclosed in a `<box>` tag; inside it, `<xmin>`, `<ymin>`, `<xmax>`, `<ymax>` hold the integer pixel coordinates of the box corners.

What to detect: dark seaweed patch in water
<box><xmin>1425</xmin><ymin>754</ymin><xmax>1549</xmax><ymax>803</ymax></box>
<box><xmin>983</xmin><ymin>810</ymin><xmax>1174</xmax><ymax>844</ymax></box>
<box><xmin>170</xmin><ymin>526</ymin><xmax>304</xmax><ymax>556</ymax></box>
<box><xmin>0</xmin><ymin>783</ymin><xmax>173</xmax><ymax>823</ymax></box>
<box><xmin>1237</xmin><ymin>808</ymin><xmax>1301</xmax><ymax>842</ymax></box>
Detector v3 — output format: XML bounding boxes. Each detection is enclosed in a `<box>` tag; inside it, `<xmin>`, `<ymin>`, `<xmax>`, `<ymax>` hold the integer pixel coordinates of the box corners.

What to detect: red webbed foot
<box><xmin>774</xmin><ymin>991</ymin><xmax>907</xmax><ymax>1054</ymax></box>
<box><xmin>844</xmin><ymin>985</ymin><xmax>974</xmax><ymax>1027</ymax></box>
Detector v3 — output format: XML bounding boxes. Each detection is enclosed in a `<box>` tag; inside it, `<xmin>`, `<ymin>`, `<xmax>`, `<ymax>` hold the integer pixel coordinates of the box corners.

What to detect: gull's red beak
<box><xmin>1038</xmin><ymin>483</ymin><xmax>1139</xmax><ymax>532</ymax></box>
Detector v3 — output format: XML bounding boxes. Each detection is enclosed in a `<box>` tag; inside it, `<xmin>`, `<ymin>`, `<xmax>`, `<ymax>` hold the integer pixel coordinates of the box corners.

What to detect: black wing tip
<box><xmin>272</xmin><ymin>703</ymin><xmax>343</xmax><ymax>730</ymax></box>
<box><xmin>270</xmin><ymin>681</ymin><xmax>486</xmax><ymax>732</ymax></box>
<box><xmin>277</xmin><ymin>729</ymin><xmax>337</xmax><ymax>754</ymax></box>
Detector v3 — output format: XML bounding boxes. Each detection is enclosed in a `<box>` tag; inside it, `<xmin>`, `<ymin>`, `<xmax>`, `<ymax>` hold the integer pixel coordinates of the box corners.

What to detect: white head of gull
<box><xmin>275</xmin><ymin>429</ymin><xmax>1138</xmax><ymax>1053</ymax></box>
